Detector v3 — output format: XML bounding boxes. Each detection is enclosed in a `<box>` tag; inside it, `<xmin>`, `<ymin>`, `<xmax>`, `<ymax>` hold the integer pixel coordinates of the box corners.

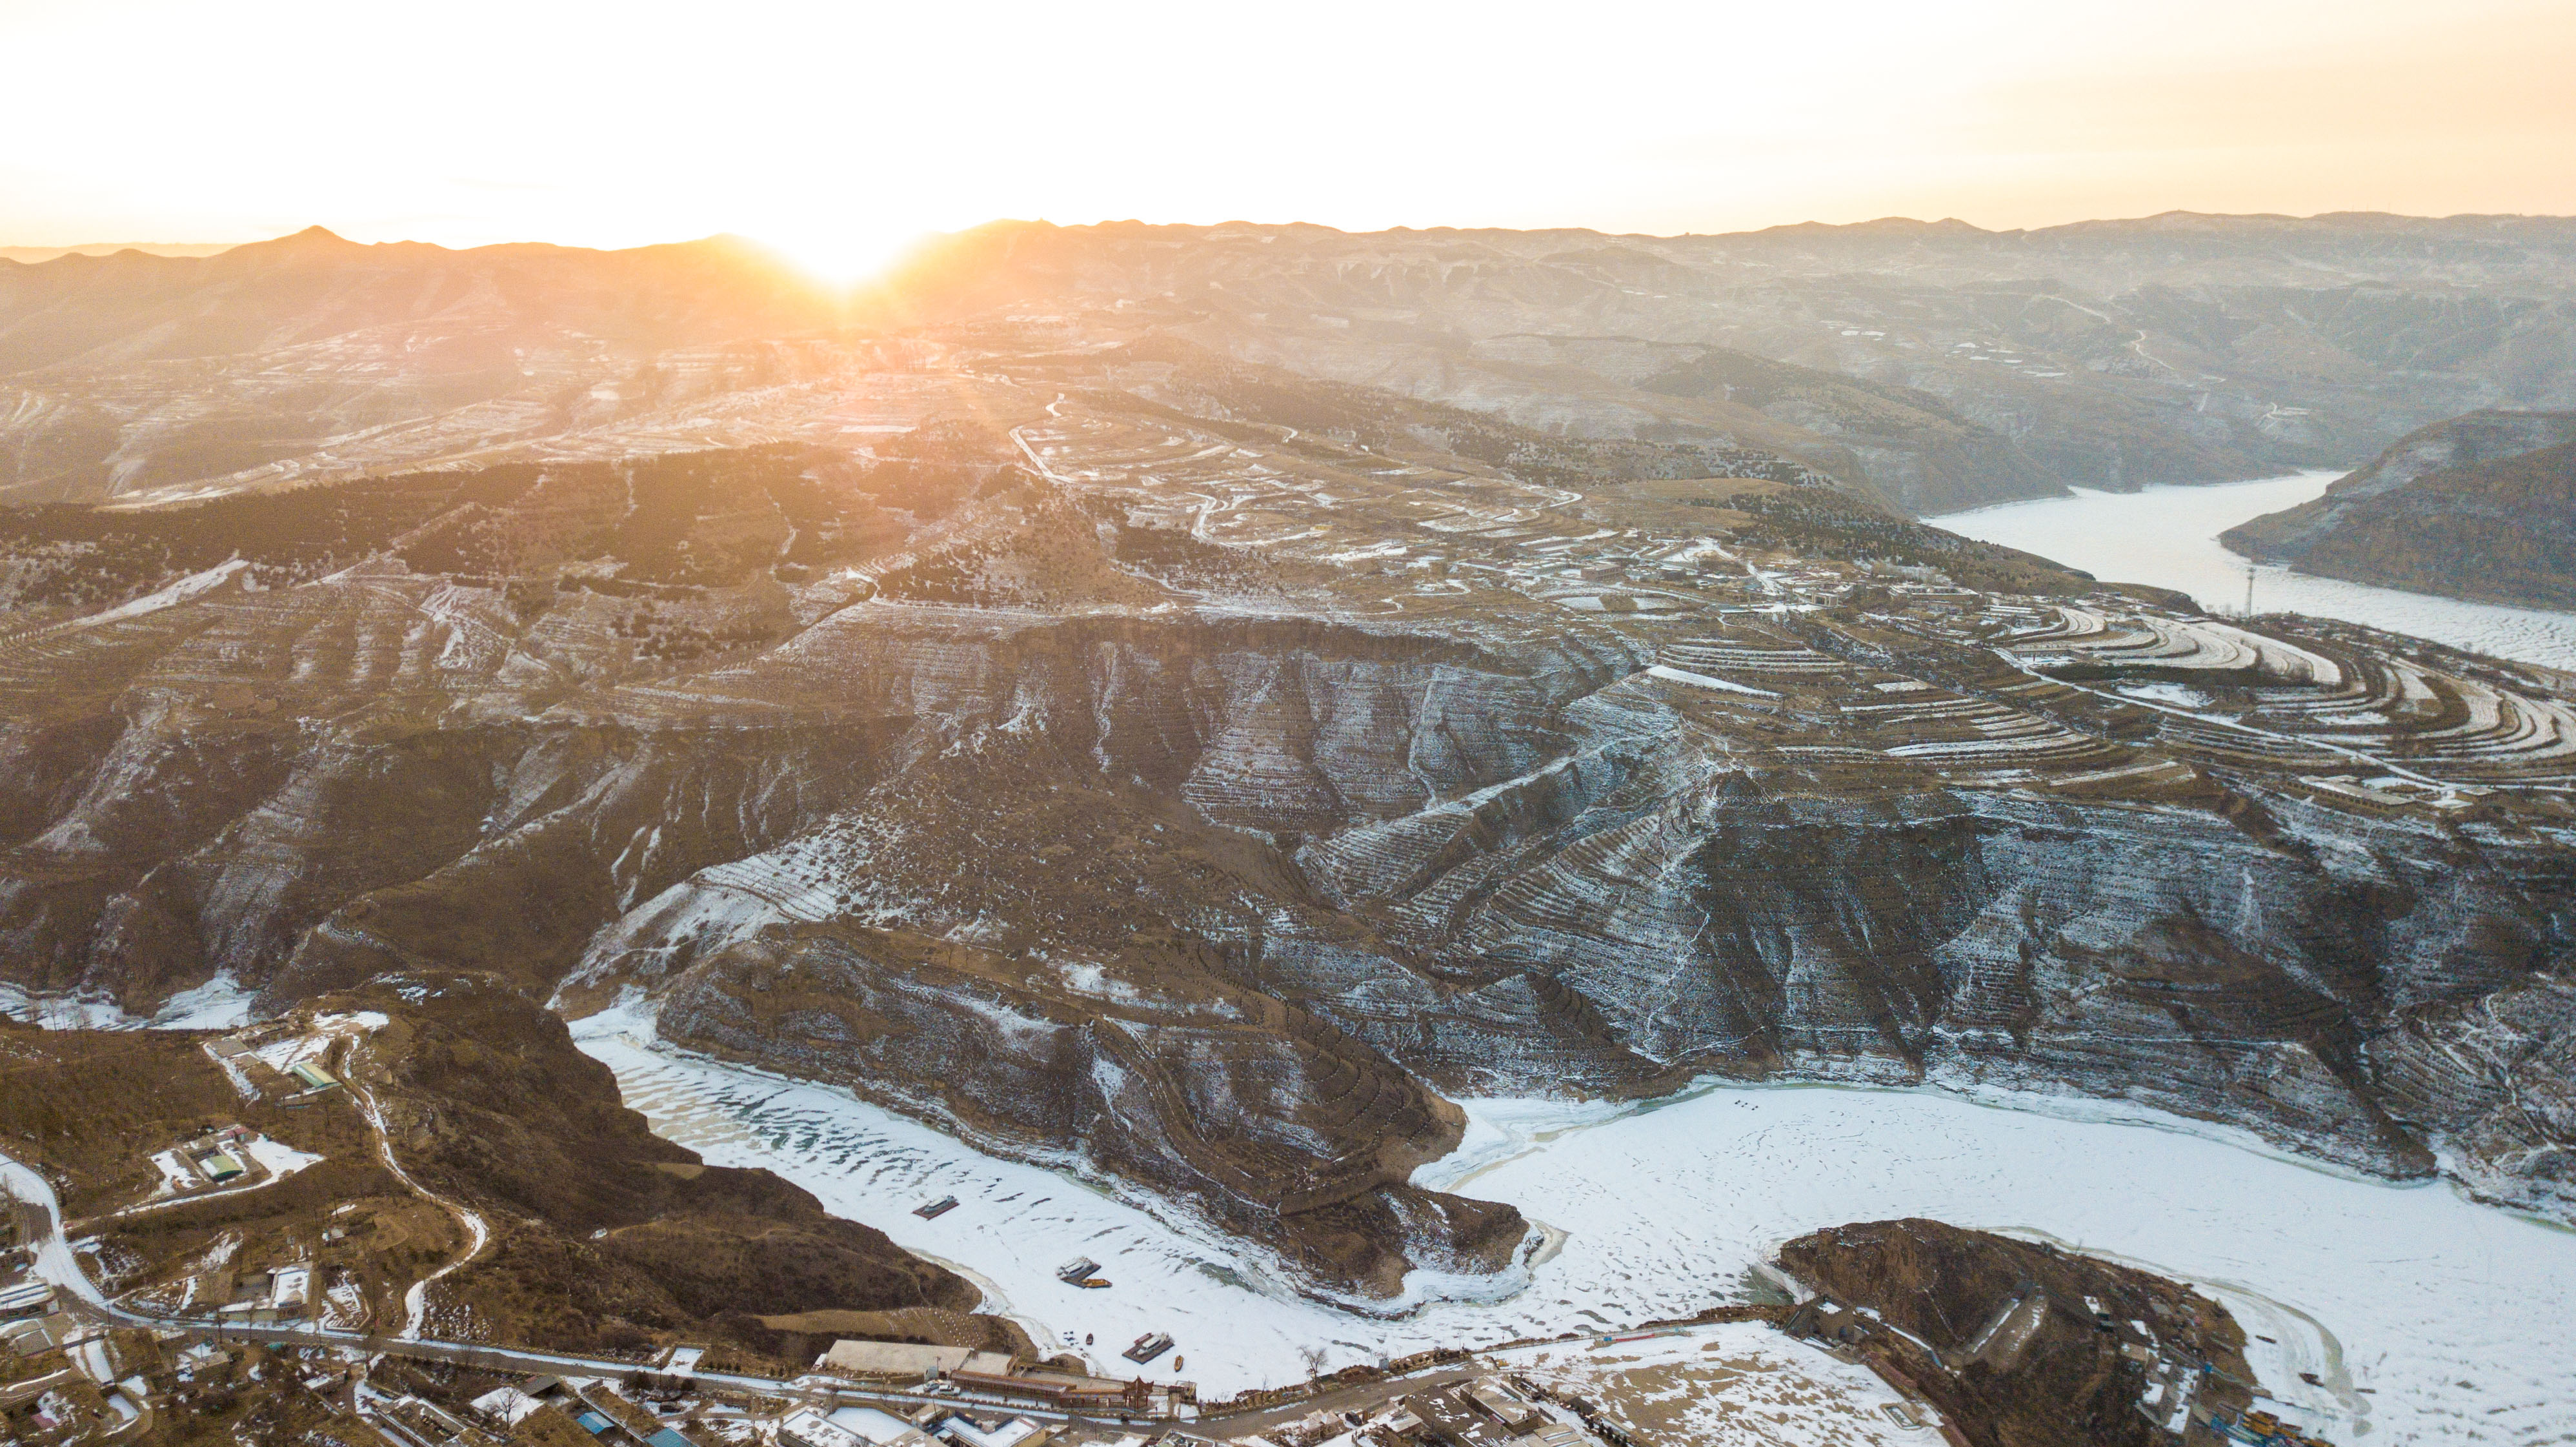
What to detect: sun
<box><xmin>753</xmin><ymin>219</ymin><xmax>937</xmax><ymax>290</ymax></box>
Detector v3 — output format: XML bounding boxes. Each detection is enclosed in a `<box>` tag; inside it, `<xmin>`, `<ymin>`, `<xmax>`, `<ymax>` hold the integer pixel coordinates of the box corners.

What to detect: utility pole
<box><xmin>2244</xmin><ymin>562</ymin><xmax>2256</xmax><ymax>618</ymax></box>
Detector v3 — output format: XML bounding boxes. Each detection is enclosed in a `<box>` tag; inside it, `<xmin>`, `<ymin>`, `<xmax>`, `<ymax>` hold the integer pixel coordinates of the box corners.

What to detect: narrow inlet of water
<box><xmin>1929</xmin><ymin>472</ymin><xmax>2576</xmax><ymax>673</ymax></box>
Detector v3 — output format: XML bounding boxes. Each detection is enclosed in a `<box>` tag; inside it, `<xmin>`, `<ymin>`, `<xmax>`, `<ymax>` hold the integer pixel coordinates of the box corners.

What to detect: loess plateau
<box><xmin>1</xmin><ymin>314</ymin><xmax>2574</xmax><ymax>1313</ymax></box>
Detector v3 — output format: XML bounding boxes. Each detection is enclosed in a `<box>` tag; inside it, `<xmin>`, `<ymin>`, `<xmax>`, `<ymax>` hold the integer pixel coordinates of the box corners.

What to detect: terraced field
<box><xmin>3</xmin><ymin>321</ymin><xmax>2574</xmax><ymax>1317</ymax></box>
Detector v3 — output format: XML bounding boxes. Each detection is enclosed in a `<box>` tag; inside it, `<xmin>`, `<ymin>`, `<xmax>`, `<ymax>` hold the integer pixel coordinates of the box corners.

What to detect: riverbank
<box><xmin>1931</xmin><ymin>472</ymin><xmax>2576</xmax><ymax>672</ymax></box>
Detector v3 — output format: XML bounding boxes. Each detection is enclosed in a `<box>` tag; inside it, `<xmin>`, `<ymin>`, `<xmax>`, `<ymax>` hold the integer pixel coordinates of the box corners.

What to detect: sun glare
<box><xmin>754</xmin><ymin>223</ymin><xmax>937</xmax><ymax>290</ymax></box>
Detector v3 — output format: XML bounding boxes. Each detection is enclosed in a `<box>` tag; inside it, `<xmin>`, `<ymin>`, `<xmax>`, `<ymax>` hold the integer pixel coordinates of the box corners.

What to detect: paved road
<box><xmin>1</xmin><ymin>1145</ymin><xmax>1171</xmax><ymax>1424</ymax></box>
<box><xmin>0</xmin><ymin>1151</ymin><xmax>118</xmax><ymax>1314</ymax></box>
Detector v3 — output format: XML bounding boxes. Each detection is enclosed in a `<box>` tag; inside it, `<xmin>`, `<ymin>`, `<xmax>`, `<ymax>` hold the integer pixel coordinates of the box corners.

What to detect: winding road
<box><xmin>0</xmin><ymin>1015</ymin><xmax>490</xmax><ymax>1346</ymax></box>
<box><xmin>0</xmin><ymin>1141</ymin><xmax>1167</xmax><ymax>1426</ymax></box>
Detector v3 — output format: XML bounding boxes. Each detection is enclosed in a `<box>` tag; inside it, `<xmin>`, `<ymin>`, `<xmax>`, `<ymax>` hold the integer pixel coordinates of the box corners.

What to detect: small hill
<box><xmin>2222</xmin><ymin>410</ymin><xmax>2576</xmax><ymax>608</ymax></box>
<box><xmin>1778</xmin><ymin>1218</ymin><xmax>2254</xmax><ymax>1447</ymax></box>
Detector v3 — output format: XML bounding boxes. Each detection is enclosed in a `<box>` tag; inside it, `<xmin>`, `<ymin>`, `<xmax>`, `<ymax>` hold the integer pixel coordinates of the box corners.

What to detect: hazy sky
<box><xmin>4</xmin><ymin>0</ymin><xmax>2571</xmax><ymax>278</ymax></box>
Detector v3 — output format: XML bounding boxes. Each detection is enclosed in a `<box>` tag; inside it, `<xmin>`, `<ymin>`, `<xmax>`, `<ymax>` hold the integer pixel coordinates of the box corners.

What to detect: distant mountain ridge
<box><xmin>5</xmin><ymin>211</ymin><xmax>2575</xmax><ymax>512</ymax></box>
<box><xmin>2223</xmin><ymin>409</ymin><xmax>2576</xmax><ymax>608</ymax></box>
<box><xmin>0</xmin><ymin>227</ymin><xmax>843</xmax><ymax>503</ymax></box>
<box><xmin>874</xmin><ymin>211</ymin><xmax>2576</xmax><ymax>513</ymax></box>
<box><xmin>0</xmin><ymin>225</ymin><xmax>832</xmax><ymax>375</ymax></box>
<box><xmin>0</xmin><ymin>241</ymin><xmax>237</xmax><ymax>265</ymax></box>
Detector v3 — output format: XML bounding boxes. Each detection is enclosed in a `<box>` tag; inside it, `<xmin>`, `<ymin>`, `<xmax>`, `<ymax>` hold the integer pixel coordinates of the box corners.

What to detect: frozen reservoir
<box><xmin>576</xmin><ymin>1010</ymin><xmax>2576</xmax><ymax>1443</ymax></box>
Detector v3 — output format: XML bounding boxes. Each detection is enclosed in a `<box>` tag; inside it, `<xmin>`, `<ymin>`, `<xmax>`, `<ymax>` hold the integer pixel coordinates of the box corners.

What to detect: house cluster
<box><xmin>0</xmin><ymin>1279</ymin><xmax>143</xmax><ymax>1445</ymax></box>
<box><xmin>2084</xmin><ymin>1295</ymin><xmax>2212</xmax><ymax>1437</ymax></box>
<box><xmin>474</xmin><ymin>1373</ymin><xmax>700</xmax><ymax>1446</ymax></box>
<box><xmin>146</xmin><ymin>1123</ymin><xmax>265</xmax><ymax>1197</ymax></box>
<box><xmin>195</xmin><ymin>1263</ymin><xmax>314</xmax><ymax>1324</ymax></box>
<box><xmin>782</xmin><ymin>1399</ymin><xmax>1060</xmax><ymax>1447</ymax></box>
<box><xmin>2068</xmin><ymin>1295</ymin><xmax>2337</xmax><ymax>1446</ymax></box>
<box><xmin>2202</xmin><ymin>1406</ymin><xmax>2339</xmax><ymax>1447</ymax></box>
<box><xmin>474</xmin><ymin>1366</ymin><xmax>1137</xmax><ymax>1447</ymax></box>
<box><xmin>203</xmin><ymin>1023</ymin><xmax>345</xmax><ymax>1104</ymax></box>
<box><xmin>815</xmin><ymin>1337</ymin><xmax>1189</xmax><ymax>1419</ymax></box>
<box><xmin>0</xmin><ymin>1280</ymin><xmax>65</xmax><ymax>1356</ymax></box>
<box><xmin>1237</xmin><ymin>1375</ymin><xmax>1615</xmax><ymax>1447</ymax></box>
<box><xmin>0</xmin><ymin>1280</ymin><xmax>80</xmax><ymax>1439</ymax></box>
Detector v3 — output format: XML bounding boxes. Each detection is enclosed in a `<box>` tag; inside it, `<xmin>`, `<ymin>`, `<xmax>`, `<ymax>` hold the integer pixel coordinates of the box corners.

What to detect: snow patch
<box><xmin>79</xmin><ymin>558</ymin><xmax>248</xmax><ymax>625</ymax></box>
<box><xmin>1645</xmin><ymin>664</ymin><xmax>1778</xmax><ymax>698</ymax></box>
<box><xmin>241</xmin><ymin>1135</ymin><xmax>325</xmax><ymax>1180</ymax></box>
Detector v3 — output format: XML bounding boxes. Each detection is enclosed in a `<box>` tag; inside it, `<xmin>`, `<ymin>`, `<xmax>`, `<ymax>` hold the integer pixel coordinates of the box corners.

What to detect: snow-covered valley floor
<box><xmin>574</xmin><ymin>1014</ymin><xmax>2576</xmax><ymax>1444</ymax></box>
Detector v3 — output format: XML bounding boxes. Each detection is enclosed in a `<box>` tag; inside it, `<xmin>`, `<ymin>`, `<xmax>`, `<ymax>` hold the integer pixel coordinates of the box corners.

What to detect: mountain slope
<box><xmin>867</xmin><ymin>214</ymin><xmax>2576</xmax><ymax>512</ymax></box>
<box><xmin>3</xmin><ymin>328</ymin><xmax>2574</xmax><ymax>1295</ymax></box>
<box><xmin>2282</xmin><ymin>440</ymin><xmax>2576</xmax><ymax>608</ymax></box>
<box><xmin>2222</xmin><ymin>410</ymin><xmax>2576</xmax><ymax>605</ymax></box>
<box><xmin>334</xmin><ymin>975</ymin><xmax>997</xmax><ymax>1355</ymax></box>
<box><xmin>8</xmin><ymin>979</ymin><xmax>1008</xmax><ymax>1361</ymax></box>
<box><xmin>1777</xmin><ymin>1219</ymin><xmax>2254</xmax><ymax>1447</ymax></box>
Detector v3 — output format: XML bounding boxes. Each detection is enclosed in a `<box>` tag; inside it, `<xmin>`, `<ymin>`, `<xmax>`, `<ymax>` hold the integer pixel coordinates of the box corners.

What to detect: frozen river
<box><xmin>577</xmin><ymin>1011</ymin><xmax>2576</xmax><ymax>1444</ymax></box>
<box><xmin>1929</xmin><ymin>471</ymin><xmax>2576</xmax><ymax>673</ymax></box>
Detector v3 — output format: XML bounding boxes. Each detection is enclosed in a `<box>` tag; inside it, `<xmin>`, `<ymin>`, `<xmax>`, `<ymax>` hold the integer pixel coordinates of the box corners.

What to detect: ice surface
<box><xmin>575</xmin><ymin>1013</ymin><xmax>2576</xmax><ymax>1441</ymax></box>
<box><xmin>0</xmin><ymin>985</ymin><xmax>136</xmax><ymax>1029</ymax></box>
<box><xmin>0</xmin><ymin>973</ymin><xmax>250</xmax><ymax>1031</ymax></box>
<box><xmin>1931</xmin><ymin>472</ymin><xmax>2576</xmax><ymax>671</ymax></box>
<box><xmin>149</xmin><ymin>975</ymin><xmax>254</xmax><ymax>1030</ymax></box>
<box><xmin>1423</xmin><ymin>1085</ymin><xmax>2576</xmax><ymax>1444</ymax></box>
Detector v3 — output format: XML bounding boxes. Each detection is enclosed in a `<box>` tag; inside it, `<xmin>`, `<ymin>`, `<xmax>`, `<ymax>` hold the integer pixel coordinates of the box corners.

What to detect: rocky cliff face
<box><xmin>2224</xmin><ymin>413</ymin><xmax>2576</xmax><ymax>607</ymax></box>
<box><xmin>3</xmin><ymin>332</ymin><xmax>2574</xmax><ymax>1297</ymax></box>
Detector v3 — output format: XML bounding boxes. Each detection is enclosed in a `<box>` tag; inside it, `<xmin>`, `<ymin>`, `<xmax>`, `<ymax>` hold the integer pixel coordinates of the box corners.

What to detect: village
<box><xmin>0</xmin><ymin>1162</ymin><xmax>2342</xmax><ymax>1447</ymax></box>
<box><xmin>0</xmin><ymin>760</ymin><xmax>2380</xmax><ymax>1447</ymax></box>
